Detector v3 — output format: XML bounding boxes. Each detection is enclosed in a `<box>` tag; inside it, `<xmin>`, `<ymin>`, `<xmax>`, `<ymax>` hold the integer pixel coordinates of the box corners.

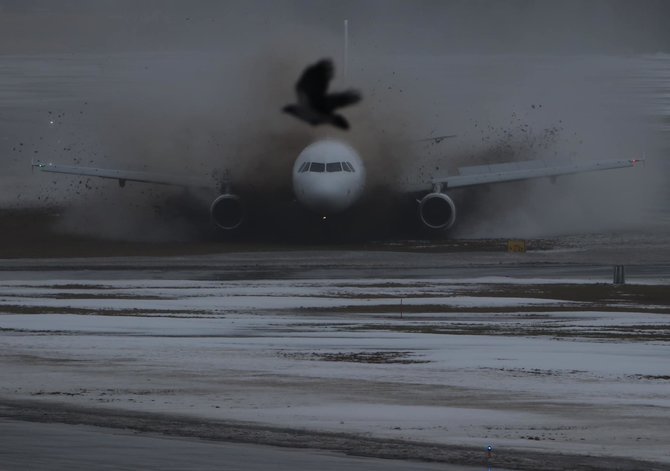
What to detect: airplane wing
<box><xmin>32</xmin><ymin>160</ymin><xmax>213</xmax><ymax>189</ymax></box>
<box><xmin>414</xmin><ymin>134</ymin><xmax>458</xmax><ymax>144</ymax></box>
<box><xmin>406</xmin><ymin>158</ymin><xmax>642</xmax><ymax>192</ymax></box>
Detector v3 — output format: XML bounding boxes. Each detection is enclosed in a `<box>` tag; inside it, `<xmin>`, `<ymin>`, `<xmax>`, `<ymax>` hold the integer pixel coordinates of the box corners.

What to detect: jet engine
<box><xmin>210</xmin><ymin>194</ymin><xmax>244</xmax><ymax>230</ymax></box>
<box><xmin>418</xmin><ymin>192</ymin><xmax>456</xmax><ymax>230</ymax></box>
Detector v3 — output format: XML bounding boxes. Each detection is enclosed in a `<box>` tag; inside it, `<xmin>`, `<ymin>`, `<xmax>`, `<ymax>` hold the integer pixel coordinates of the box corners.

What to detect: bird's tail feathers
<box><xmin>326</xmin><ymin>90</ymin><xmax>361</xmax><ymax>109</ymax></box>
<box><xmin>330</xmin><ymin>114</ymin><xmax>350</xmax><ymax>130</ymax></box>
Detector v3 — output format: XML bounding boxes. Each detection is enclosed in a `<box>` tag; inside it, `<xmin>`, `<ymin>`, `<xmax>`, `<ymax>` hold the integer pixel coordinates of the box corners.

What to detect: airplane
<box><xmin>32</xmin><ymin>138</ymin><xmax>642</xmax><ymax>236</ymax></box>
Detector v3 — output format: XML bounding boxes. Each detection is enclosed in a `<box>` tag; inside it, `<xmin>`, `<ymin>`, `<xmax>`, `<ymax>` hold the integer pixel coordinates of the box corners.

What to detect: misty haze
<box><xmin>0</xmin><ymin>0</ymin><xmax>668</xmax><ymax>245</ymax></box>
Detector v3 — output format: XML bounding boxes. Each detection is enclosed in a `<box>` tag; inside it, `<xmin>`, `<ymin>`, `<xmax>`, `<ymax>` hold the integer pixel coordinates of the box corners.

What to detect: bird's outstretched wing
<box><xmin>296</xmin><ymin>59</ymin><xmax>333</xmax><ymax>100</ymax></box>
<box><xmin>325</xmin><ymin>90</ymin><xmax>361</xmax><ymax>110</ymax></box>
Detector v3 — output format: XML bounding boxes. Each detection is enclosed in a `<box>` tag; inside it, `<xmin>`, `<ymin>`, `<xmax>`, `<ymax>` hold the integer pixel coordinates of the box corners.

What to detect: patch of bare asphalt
<box><xmin>0</xmin><ymin>305</ymin><xmax>195</xmax><ymax>316</ymax></box>
<box><xmin>0</xmin><ymin>399</ymin><xmax>666</xmax><ymax>471</ymax></box>
<box><xmin>324</xmin><ymin>283</ymin><xmax>670</xmax><ymax>303</ymax></box>
<box><xmin>483</xmin><ymin>284</ymin><xmax>670</xmax><ymax>305</ymax></box>
<box><xmin>279</xmin><ymin>350</ymin><xmax>430</xmax><ymax>364</ymax></box>
<box><xmin>338</xmin><ymin>322</ymin><xmax>670</xmax><ymax>342</ymax></box>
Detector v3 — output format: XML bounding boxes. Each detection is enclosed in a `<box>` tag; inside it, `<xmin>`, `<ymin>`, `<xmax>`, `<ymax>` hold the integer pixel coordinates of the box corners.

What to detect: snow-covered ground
<box><xmin>0</xmin><ymin>274</ymin><xmax>668</xmax><ymax>467</ymax></box>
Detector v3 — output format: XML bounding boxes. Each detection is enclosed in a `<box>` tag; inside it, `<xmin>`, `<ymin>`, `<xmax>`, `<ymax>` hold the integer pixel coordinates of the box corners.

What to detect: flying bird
<box><xmin>282</xmin><ymin>59</ymin><xmax>361</xmax><ymax>130</ymax></box>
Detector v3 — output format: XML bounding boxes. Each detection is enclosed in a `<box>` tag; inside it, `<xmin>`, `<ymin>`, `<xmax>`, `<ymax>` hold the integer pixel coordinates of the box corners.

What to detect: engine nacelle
<box><xmin>210</xmin><ymin>194</ymin><xmax>244</xmax><ymax>230</ymax></box>
<box><xmin>418</xmin><ymin>192</ymin><xmax>456</xmax><ymax>230</ymax></box>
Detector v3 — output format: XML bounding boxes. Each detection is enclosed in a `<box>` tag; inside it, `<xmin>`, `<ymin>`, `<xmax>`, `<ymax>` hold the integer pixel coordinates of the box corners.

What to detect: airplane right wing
<box><xmin>32</xmin><ymin>160</ymin><xmax>213</xmax><ymax>189</ymax></box>
<box><xmin>31</xmin><ymin>159</ymin><xmax>246</xmax><ymax>230</ymax></box>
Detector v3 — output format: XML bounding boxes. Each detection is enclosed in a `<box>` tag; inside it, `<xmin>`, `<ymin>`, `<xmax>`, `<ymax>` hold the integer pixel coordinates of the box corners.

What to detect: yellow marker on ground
<box><xmin>507</xmin><ymin>240</ymin><xmax>526</xmax><ymax>253</ymax></box>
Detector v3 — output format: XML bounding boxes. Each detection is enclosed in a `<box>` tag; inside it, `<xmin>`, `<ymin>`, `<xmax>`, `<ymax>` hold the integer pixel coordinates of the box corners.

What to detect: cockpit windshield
<box><xmin>300</xmin><ymin>161</ymin><xmax>355</xmax><ymax>173</ymax></box>
<box><xmin>326</xmin><ymin>162</ymin><xmax>342</xmax><ymax>172</ymax></box>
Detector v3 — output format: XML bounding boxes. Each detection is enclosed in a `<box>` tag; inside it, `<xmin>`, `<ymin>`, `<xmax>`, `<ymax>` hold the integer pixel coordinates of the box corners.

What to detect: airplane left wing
<box><xmin>405</xmin><ymin>156</ymin><xmax>642</xmax><ymax>231</ymax></box>
<box><xmin>32</xmin><ymin>160</ymin><xmax>212</xmax><ymax>189</ymax></box>
<box><xmin>406</xmin><ymin>158</ymin><xmax>642</xmax><ymax>192</ymax></box>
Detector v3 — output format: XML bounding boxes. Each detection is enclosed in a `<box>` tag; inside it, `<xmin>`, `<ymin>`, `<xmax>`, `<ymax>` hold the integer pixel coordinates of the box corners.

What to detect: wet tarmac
<box><xmin>1</xmin><ymin>419</ymin><xmax>488</xmax><ymax>471</ymax></box>
<box><xmin>0</xmin><ymin>230</ymin><xmax>668</xmax><ymax>282</ymax></box>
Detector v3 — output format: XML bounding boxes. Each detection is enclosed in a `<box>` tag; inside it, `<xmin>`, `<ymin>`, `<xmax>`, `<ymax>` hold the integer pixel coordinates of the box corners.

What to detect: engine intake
<box><xmin>418</xmin><ymin>192</ymin><xmax>456</xmax><ymax>230</ymax></box>
<box><xmin>210</xmin><ymin>194</ymin><xmax>244</xmax><ymax>230</ymax></box>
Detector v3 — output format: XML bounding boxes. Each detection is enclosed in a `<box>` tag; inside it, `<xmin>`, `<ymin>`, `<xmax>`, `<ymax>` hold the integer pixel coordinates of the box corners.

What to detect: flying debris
<box><xmin>282</xmin><ymin>58</ymin><xmax>361</xmax><ymax>130</ymax></box>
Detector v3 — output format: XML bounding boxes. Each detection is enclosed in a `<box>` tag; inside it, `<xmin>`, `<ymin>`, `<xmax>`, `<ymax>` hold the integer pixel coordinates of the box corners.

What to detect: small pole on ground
<box><xmin>613</xmin><ymin>265</ymin><xmax>626</xmax><ymax>285</ymax></box>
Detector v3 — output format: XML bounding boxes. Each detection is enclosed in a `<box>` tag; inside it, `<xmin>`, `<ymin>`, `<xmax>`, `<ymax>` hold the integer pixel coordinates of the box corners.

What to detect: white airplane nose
<box><xmin>304</xmin><ymin>182</ymin><xmax>350</xmax><ymax>213</ymax></box>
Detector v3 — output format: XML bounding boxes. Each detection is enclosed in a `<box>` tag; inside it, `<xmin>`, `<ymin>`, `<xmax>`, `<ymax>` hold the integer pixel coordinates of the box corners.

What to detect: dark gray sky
<box><xmin>0</xmin><ymin>0</ymin><xmax>669</xmax><ymax>55</ymax></box>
